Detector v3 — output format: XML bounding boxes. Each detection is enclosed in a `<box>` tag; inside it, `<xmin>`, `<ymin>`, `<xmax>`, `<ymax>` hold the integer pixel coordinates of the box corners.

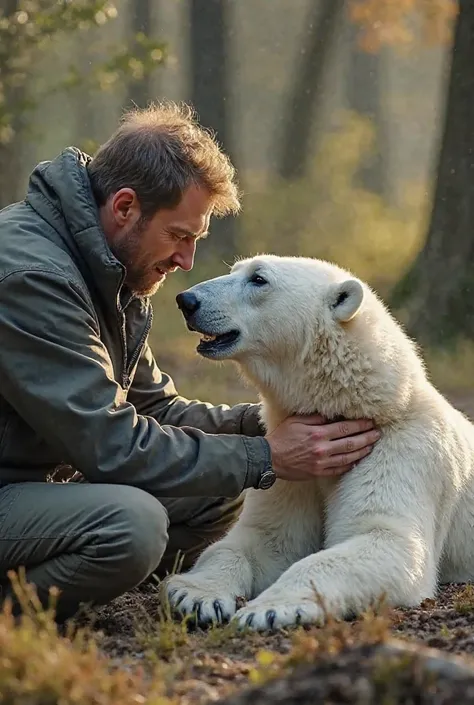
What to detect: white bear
<box><xmin>163</xmin><ymin>255</ymin><xmax>474</xmax><ymax>631</ymax></box>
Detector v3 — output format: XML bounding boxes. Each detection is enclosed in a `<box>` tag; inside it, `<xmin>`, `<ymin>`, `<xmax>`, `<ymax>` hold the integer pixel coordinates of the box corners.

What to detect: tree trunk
<box><xmin>277</xmin><ymin>0</ymin><xmax>345</xmax><ymax>181</ymax></box>
<box><xmin>190</xmin><ymin>0</ymin><xmax>230</xmax><ymax>151</ymax></box>
<box><xmin>126</xmin><ymin>0</ymin><xmax>153</xmax><ymax>108</ymax></box>
<box><xmin>74</xmin><ymin>42</ymin><xmax>98</xmax><ymax>149</ymax></box>
<box><xmin>0</xmin><ymin>135</ymin><xmax>24</xmax><ymax>209</ymax></box>
<box><xmin>0</xmin><ymin>0</ymin><xmax>25</xmax><ymax>208</ymax></box>
<box><xmin>346</xmin><ymin>23</ymin><xmax>390</xmax><ymax>198</ymax></box>
<box><xmin>189</xmin><ymin>0</ymin><xmax>236</xmax><ymax>255</ymax></box>
<box><xmin>391</xmin><ymin>0</ymin><xmax>474</xmax><ymax>348</ymax></box>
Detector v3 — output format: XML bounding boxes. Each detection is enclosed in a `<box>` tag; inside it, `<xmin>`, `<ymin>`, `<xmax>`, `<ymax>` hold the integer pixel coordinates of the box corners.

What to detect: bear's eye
<box><xmin>249</xmin><ymin>273</ymin><xmax>268</xmax><ymax>287</ymax></box>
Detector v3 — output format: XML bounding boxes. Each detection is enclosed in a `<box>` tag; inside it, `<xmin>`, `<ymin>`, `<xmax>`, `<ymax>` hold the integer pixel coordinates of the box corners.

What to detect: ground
<box><xmin>73</xmin><ymin>390</ymin><xmax>474</xmax><ymax>704</ymax></box>
<box><xmin>90</xmin><ymin>581</ymin><xmax>474</xmax><ymax>704</ymax></box>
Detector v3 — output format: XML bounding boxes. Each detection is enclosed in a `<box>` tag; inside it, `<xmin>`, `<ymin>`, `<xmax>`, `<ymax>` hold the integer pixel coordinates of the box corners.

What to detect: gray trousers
<box><xmin>0</xmin><ymin>481</ymin><xmax>242</xmax><ymax>622</ymax></box>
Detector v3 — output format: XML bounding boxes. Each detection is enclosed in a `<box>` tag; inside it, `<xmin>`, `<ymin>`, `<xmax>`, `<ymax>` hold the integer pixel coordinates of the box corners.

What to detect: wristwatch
<box><xmin>258</xmin><ymin>465</ymin><xmax>277</xmax><ymax>490</ymax></box>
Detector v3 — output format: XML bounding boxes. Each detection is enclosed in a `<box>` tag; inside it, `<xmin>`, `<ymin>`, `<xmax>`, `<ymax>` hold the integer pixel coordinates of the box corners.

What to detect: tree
<box><xmin>277</xmin><ymin>0</ymin><xmax>345</xmax><ymax>181</ymax></box>
<box><xmin>348</xmin><ymin>0</ymin><xmax>457</xmax><ymax>52</ymax></box>
<box><xmin>189</xmin><ymin>0</ymin><xmax>230</xmax><ymax>154</ymax></box>
<box><xmin>126</xmin><ymin>0</ymin><xmax>154</xmax><ymax>108</ymax></box>
<box><xmin>345</xmin><ymin>0</ymin><xmax>458</xmax><ymax>202</ymax></box>
<box><xmin>276</xmin><ymin>0</ymin><xmax>456</xmax><ymax>186</ymax></box>
<box><xmin>189</xmin><ymin>0</ymin><xmax>236</xmax><ymax>255</ymax></box>
<box><xmin>390</xmin><ymin>0</ymin><xmax>474</xmax><ymax>347</ymax></box>
<box><xmin>345</xmin><ymin>22</ymin><xmax>390</xmax><ymax>198</ymax></box>
<box><xmin>0</xmin><ymin>0</ymin><xmax>28</xmax><ymax>207</ymax></box>
<box><xmin>0</xmin><ymin>0</ymin><xmax>165</xmax><ymax>208</ymax></box>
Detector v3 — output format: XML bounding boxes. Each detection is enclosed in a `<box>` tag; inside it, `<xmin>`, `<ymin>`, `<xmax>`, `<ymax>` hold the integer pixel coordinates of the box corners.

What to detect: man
<box><xmin>0</xmin><ymin>102</ymin><xmax>379</xmax><ymax>622</ymax></box>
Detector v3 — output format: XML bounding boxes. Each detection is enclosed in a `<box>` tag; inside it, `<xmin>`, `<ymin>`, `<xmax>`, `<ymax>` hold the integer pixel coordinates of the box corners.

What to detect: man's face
<box><xmin>102</xmin><ymin>184</ymin><xmax>213</xmax><ymax>297</ymax></box>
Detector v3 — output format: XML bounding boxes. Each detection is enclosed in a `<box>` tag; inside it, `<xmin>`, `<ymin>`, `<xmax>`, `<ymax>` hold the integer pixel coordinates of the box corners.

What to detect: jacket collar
<box><xmin>26</xmin><ymin>146</ymin><xmax>129</xmax><ymax>309</ymax></box>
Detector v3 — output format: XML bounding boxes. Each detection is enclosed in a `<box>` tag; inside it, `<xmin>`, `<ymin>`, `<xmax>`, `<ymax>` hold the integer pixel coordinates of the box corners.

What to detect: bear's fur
<box><xmin>164</xmin><ymin>255</ymin><xmax>474</xmax><ymax>631</ymax></box>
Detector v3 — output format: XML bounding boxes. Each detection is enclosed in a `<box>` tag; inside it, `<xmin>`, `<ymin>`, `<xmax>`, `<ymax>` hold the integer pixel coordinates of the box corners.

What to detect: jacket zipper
<box><xmin>115</xmin><ymin>274</ymin><xmax>130</xmax><ymax>390</ymax></box>
<box><xmin>123</xmin><ymin>306</ymin><xmax>154</xmax><ymax>387</ymax></box>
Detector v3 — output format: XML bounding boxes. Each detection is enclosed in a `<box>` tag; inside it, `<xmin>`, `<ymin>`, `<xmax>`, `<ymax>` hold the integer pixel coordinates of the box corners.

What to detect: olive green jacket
<box><xmin>0</xmin><ymin>147</ymin><xmax>270</xmax><ymax>496</ymax></box>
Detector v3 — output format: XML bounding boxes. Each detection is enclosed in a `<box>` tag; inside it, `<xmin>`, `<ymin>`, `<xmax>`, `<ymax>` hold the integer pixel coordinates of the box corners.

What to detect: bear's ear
<box><xmin>329</xmin><ymin>279</ymin><xmax>364</xmax><ymax>323</ymax></box>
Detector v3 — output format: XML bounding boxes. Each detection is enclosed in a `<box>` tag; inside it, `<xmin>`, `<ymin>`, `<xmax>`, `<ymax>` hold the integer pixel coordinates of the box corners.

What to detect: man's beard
<box><xmin>109</xmin><ymin>218</ymin><xmax>170</xmax><ymax>298</ymax></box>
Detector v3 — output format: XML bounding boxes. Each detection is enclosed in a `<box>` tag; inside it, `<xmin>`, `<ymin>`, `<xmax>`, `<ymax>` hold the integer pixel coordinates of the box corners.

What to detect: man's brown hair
<box><xmin>87</xmin><ymin>101</ymin><xmax>241</xmax><ymax>219</ymax></box>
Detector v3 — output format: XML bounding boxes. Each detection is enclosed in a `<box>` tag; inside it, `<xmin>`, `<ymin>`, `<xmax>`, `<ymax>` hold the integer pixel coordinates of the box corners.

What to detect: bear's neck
<box><xmin>238</xmin><ymin>350</ymin><xmax>422</xmax><ymax>430</ymax></box>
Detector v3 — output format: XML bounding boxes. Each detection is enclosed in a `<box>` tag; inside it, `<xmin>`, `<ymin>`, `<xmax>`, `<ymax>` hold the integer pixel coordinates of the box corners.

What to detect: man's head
<box><xmin>87</xmin><ymin>102</ymin><xmax>240</xmax><ymax>297</ymax></box>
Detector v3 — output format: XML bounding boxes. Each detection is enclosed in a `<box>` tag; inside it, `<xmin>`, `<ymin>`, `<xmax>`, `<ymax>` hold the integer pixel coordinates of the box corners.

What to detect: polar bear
<box><xmin>163</xmin><ymin>254</ymin><xmax>474</xmax><ymax>631</ymax></box>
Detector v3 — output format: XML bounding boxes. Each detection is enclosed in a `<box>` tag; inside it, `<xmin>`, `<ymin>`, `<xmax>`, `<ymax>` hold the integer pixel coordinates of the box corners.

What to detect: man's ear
<box><xmin>328</xmin><ymin>279</ymin><xmax>364</xmax><ymax>322</ymax></box>
<box><xmin>111</xmin><ymin>188</ymin><xmax>141</xmax><ymax>227</ymax></box>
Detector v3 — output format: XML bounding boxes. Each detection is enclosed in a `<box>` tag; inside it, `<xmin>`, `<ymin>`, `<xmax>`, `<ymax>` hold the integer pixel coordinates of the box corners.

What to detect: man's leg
<box><xmin>156</xmin><ymin>495</ymin><xmax>243</xmax><ymax>577</ymax></box>
<box><xmin>0</xmin><ymin>481</ymin><xmax>169</xmax><ymax>622</ymax></box>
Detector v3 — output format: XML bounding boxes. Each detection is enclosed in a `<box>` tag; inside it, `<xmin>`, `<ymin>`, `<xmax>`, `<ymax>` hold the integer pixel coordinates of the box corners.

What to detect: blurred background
<box><xmin>1</xmin><ymin>0</ymin><xmax>472</xmax><ymax>409</ymax></box>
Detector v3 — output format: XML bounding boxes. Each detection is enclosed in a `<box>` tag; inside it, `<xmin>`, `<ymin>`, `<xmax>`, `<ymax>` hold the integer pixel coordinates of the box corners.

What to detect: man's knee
<box><xmin>156</xmin><ymin>494</ymin><xmax>244</xmax><ymax>577</ymax></box>
<box><xmin>102</xmin><ymin>486</ymin><xmax>169</xmax><ymax>584</ymax></box>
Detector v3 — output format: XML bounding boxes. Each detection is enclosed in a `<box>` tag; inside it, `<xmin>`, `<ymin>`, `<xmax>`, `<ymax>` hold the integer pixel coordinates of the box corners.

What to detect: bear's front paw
<box><xmin>163</xmin><ymin>573</ymin><xmax>243</xmax><ymax>626</ymax></box>
<box><xmin>234</xmin><ymin>593</ymin><xmax>324</xmax><ymax>632</ymax></box>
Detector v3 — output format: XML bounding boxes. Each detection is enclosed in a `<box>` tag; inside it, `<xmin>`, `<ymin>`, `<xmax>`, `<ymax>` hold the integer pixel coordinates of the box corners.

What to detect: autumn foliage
<box><xmin>349</xmin><ymin>0</ymin><xmax>458</xmax><ymax>51</ymax></box>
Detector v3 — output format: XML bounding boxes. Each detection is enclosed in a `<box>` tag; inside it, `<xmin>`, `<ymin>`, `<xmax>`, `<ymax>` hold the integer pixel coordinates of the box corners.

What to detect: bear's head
<box><xmin>176</xmin><ymin>255</ymin><xmax>426</xmax><ymax>423</ymax></box>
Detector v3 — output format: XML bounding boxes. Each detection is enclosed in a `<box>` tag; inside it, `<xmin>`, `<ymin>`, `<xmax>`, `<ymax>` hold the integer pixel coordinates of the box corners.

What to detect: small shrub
<box><xmin>0</xmin><ymin>571</ymin><xmax>171</xmax><ymax>705</ymax></box>
<box><xmin>454</xmin><ymin>584</ymin><xmax>474</xmax><ymax>614</ymax></box>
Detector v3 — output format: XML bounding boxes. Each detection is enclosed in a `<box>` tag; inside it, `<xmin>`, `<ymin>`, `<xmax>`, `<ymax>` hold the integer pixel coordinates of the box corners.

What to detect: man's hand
<box><xmin>266</xmin><ymin>415</ymin><xmax>380</xmax><ymax>480</ymax></box>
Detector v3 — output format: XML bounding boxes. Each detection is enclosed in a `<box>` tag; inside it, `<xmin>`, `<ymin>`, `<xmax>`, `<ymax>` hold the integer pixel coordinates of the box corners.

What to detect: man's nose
<box><xmin>176</xmin><ymin>291</ymin><xmax>200</xmax><ymax>318</ymax></box>
<box><xmin>174</xmin><ymin>240</ymin><xmax>196</xmax><ymax>272</ymax></box>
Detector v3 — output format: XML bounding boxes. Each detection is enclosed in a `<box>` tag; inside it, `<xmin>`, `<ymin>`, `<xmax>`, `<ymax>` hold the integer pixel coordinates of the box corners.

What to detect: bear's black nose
<box><xmin>176</xmin><ymin>291</ymin><xmax>200</xmax><ymax>318</ymax></box>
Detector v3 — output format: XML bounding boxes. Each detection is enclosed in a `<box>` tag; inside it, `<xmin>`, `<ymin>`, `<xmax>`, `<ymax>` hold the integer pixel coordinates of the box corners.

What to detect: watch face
<box><xmin>260</xmin><ymin>470</ymin><xmax>276</xmax><ymax>490</ymax></box>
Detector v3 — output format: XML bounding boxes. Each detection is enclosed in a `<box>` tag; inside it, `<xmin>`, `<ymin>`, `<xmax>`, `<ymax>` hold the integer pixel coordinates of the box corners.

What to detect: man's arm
<box><xmin>127</xmin><ymin>341</ymin><xmax>264</xmax><ymax>437</ymax></box>
<box><xmin>0</xmin><ymin>269</ymin><xmax>270</xmax><ymax>497</ymax></box>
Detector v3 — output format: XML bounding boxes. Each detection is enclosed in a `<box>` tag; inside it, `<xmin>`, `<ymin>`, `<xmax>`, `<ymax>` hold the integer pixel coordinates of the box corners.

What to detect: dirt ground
<box><xmin>89</xmin><ymin>581</ymin><xmax>474</xmax><ymax>704</ymax></box>
<box><xmin>88</xmin><ymin>391</ymin><xmax>474</xmax><ymax>704</ymax></box>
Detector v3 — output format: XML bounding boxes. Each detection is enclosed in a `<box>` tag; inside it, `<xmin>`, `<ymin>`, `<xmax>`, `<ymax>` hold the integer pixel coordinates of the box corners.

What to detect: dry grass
<box><xmin>453</xmin><ymin>584</ymin><xmax>474</xmax><ymax>615</ymax></box>
<box><xmin>0</xmin><ymin>569</ymin><xmax>397</xmax><ymax>705</ymax></box>
<box><xmin>0</xmin><ymin>571</ymin><xmax>171</xmax><ymax>705</ymax></box>
<box><xmin>5</xmin><ymin>569</ymin><xmax>474</xmax><ymax>704</ymax></box>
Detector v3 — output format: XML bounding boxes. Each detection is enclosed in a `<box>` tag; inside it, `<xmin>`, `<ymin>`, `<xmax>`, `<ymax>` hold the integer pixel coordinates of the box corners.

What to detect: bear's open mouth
<box><xmin>185</xmin><ymin>320</ymin><xmax>240</xmax><ymax>357</ymax></box>
<box><xmin>196</xmin><ymin>330</ymin><xmax>240</xmax><ymax>355</ymax></box>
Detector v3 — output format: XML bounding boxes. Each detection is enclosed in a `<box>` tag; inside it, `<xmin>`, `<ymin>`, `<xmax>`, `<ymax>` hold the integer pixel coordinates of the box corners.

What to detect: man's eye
<box><xmin>249</xmin><ymin>274</ymin><xmax>268</xmax><ymax>286</ymax></box>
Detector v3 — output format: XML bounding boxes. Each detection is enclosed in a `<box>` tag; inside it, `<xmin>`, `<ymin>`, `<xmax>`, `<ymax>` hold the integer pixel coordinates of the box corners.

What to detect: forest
<box><xmin>2</xmin><ymin>3</ymin><xmax>474</xmax><ymax>704</ymax></box>
<box><xmin>2</xmin><ymin>0</ymin><xmax>469</xmax><ymax>406</ymax></box>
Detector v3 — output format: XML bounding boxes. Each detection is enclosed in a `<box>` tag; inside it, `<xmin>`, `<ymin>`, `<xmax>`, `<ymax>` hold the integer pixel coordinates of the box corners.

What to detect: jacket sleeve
<box><xmin>0</xmin><ymin>270</ymin><xmax>271</xmax><ymax>497</ymax></box>
<box><xmin>127</xmin><ymin>341</ymin><xmax>265</xmax><ymax>437</ymax></box>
